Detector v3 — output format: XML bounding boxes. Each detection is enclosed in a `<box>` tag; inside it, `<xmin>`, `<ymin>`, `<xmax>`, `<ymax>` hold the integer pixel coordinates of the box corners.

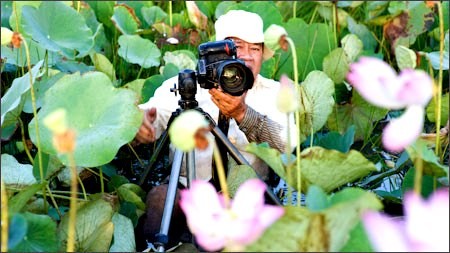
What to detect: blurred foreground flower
<box><xmin>179</xmin><ymin>179</ymin><xmax>284</xmax><ymax>251</ymax></box>
<box><xmin>1</xmin><ymin>27</ymin><xmax>21</xmax><ymax>48</ymax></box>
<box><xmin>347</xmin><ymin>57</ymin><xmax>433</xmax><ymax>152</ymax></box>
<box><xmin>43</xmin><ymin>108</ymin><xmax>76</xmax><ymax>154</ymax></box>
<box><xmin>362</xmin><ymin>188</ymin><xmax>449</xmax><ymax>252</ymax></box>
<box><xmin>168</xmin><ymin>110</ymin><xmax>210</xmax><ymax>152</ymax></box>
<box><xmin>277</xmin><ymin>75</ymin><xmax>300</xmax><ymax>113</ymax></box>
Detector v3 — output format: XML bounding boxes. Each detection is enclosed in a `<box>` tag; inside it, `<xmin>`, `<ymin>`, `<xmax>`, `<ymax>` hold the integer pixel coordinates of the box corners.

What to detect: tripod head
<box><xmin>170</xmin><ymin>69</ymin><xmax>199</xmax><ymax>110</ymax></box>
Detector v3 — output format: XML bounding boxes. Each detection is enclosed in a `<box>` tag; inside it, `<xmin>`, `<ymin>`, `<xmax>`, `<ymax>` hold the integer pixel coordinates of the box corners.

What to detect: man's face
<box><xmin>229</xmin><ymin>37</ymin><xmax>263</xmax><ymax>80</ymax></box>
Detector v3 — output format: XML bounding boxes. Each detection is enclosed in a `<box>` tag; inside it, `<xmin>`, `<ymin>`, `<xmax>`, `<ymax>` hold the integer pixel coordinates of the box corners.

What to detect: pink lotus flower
<box><xmin>179</xmin><ymin>179</ymin><xmax>284</xmax><ymax>251</ymax></box>
<box><xmin>362</xmin><ymin>188</ymin><xmax>449</xmax><ymax>252</ymax></box>
<box><xmin>346</xmin><ymin>57</ymin><xmax>433</xmax><ymax>152</ymax></box>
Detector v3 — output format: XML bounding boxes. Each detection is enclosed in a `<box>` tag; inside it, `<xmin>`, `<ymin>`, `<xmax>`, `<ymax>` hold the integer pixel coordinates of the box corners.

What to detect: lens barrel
<box><xmin>217</xmin><ymin>60</ymin><xmax>254</xmax><ymax>96</ymax></box>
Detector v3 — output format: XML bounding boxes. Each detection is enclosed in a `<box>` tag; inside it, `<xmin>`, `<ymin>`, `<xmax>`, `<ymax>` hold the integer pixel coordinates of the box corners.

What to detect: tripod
<box><xmin>138</xmin><ymin>70</ymin><xmax>281</xmax><ymax>252</ymax></box>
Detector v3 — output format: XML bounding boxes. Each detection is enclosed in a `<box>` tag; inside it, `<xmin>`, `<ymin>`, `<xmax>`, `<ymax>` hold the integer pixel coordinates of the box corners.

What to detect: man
<box><xmin>135</xmin><ymin>10</ymin><xmax>298</xmax><ymax>249</ymax></box>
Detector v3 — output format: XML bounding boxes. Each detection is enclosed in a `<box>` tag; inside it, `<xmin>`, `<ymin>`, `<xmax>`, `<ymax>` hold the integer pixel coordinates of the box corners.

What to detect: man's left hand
<box><xmin>209</xmin><ymin>88</ymin><xmax>247</xmax><ymax>123</ymax></box>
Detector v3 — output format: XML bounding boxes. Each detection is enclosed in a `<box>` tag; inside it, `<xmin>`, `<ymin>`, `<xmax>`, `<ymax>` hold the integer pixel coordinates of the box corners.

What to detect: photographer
<box><xmin>134</xmin><ymin>10</ymin><xmax>298</xmax><ymax>249</ymax></box>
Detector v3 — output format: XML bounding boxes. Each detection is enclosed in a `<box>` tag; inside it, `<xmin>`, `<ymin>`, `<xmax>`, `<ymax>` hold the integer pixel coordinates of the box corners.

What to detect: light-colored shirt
<box><xmin>139</xmin><ymin>74</ymin><xmax>298</xmax><ymax>185</ymax></box>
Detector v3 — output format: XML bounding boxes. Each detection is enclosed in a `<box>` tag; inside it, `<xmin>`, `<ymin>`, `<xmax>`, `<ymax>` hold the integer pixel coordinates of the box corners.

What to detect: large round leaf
<box><xmin>322</xmin><ymin>48</ymin><xmax>351</xmax><ymax>84</ymax></box>
<box><xmin>246</xmin><ymin>189</ymin><xmax>381</xmax><ymax>252</ymax></box>
<box><xmin>21</xmin><ymin>2</ymin><xmax>94</xmax><ymax>59</ymax></box>
<box><xmin>327</xmin><ymin>90</ymin><xmax>388</xmax><ymax>141</ymax></box>
<box><xmin>246</xmin><ymin>144</ymin><xmax>377</xmax><ymax>193</ymax></box>
<box><xmin>1</xmin><ymin>60</ymin><xmax>43</xmax><ymax>125</ymax></box>
<box><xmin>28</xmin><ymin>71</ymin><xmax>143</xmax><ymax>167</ymax></box>
<box><xmin>10</xmin><ymin>212</ymin><xmax>59</xmax><ymax>252</ymax></box>
<box><xmin>1</xmin><ymin>154</ymin><xmax>36</xmax><ymax>188</ymax></box>
<box><xmin>298</xmin><ymin>71</ymin><xmax>335</xmax><ymax>142</ymax></box>
<box><xmin>111</xmin><ymin>5</ymin><xmax>140</xmax><ymax>35</ymax></box>
<box><xmin>276</xmin><ymin>18</ymin><xmax>336</xmax><ymax>81</ymax></box>
<box><xmin>118</xmin><ymin>34</ymin><xmax>161</xmax><ymax>68</ymax></box>
<box><xmin>58</xmin><ymin>198</ymin><xmax>114</xmax><ymax>252</ymax></box>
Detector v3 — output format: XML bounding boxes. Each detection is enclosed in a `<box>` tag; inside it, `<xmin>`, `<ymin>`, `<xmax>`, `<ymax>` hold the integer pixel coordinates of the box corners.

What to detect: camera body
<box><xmin>196</xmin><ymin>39</ymin><xmax>254</xmax><ymax>96</ymax></box>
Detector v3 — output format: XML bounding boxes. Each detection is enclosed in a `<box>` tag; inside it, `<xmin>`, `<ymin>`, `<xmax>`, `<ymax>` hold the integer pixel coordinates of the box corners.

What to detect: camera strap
<box><xmin>211</xmin><ymin>111</ymin><xmax>230</xmax><ymax>191</ymax></box>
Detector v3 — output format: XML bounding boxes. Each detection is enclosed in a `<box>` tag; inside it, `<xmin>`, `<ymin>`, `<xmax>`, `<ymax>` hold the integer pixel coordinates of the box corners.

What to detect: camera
<box><xmin>196</xmin><ymin>39</ymin><xmax>254</xmax><ymax>96</ymax></box>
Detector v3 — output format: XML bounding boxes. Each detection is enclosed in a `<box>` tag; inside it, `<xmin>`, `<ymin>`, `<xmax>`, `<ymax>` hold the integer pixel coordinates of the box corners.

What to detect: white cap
<box><xmin>215</xmin><ymin>10</ymin><xmax>274</xmax><ymax>61</ymax></box>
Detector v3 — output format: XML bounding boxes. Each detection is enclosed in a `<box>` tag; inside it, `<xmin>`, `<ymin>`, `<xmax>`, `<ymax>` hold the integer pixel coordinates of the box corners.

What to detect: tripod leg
<box><xmin>186</xmin><ymin>151</ymin><xmax>196</xmax><ymax>188</ymax></box>
<box><xmin>210</xmin><ymin>126</ymin><xmax>282</xmax><ymax>206</ymax></box>
<box><xmin>138</xmin><ymin>130</ymin><xmax>170</xmax><ymax>188</ymax></box>
<box><xmin>155</xmin><ymin>149</ymin><xmax>184</xmax><ymax>252</ymax></box>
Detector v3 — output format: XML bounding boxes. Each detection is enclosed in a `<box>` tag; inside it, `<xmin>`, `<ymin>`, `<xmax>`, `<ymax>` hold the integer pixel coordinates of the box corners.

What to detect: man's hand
<box><xmin>209</xmin><ymin>88</ymin><xmax>247</xmax><ymax>123</ymax></box>
<box><xmin>133</xmin><ymin>107</ymin><xmax>157</xmax><ymax>145</ymax></box>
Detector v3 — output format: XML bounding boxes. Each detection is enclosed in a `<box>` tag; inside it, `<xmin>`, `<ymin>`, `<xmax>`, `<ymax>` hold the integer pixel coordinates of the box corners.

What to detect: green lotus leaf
<box><xmin>109</xmin><ymin>213</ymin><xmax>136</xmax><ymax>252</ymax></box>
<box><xmin>8</xmin><ymin>213</ymin><xmax>27</xmax><ymax>250</ymax></box>
<box><xmin>317</xmin><ymin>4</ymin><xmax>350</xmax><ymax>27</ymax></box>
<box><xmin>426</xmin><ymin>92</ymin><xmax>449</xmax><ymax>126</ymax></box>
<box><xmin>82</xmin><ymin>221</ymin><xmax>114</xmax><ymax>252</ymax></box>
<box><xmin>111</xmin><ymin>5</ymin><xmax>139</xmax><ymax>35</ymax></box>
<box><xmin>227</xmin><ymin>164</ymin><xmax>257</xmax><ymax>198</ymax></box>
<box><xmin>246</xmin><ymin>189</ymin><xmax>381</xmax><ymax>252</ymax></box>
<box><xmin>1</xmin><ymin>60</ymin><xmax>43</xmax><ymax>125</ymax></box>
<box><xmin>141</xmin><ymin>74</ymin><xmax>166</xmax><ymax>103</ymax></box>
<box><xmin>1</xmin><ymin>38</ymin><xmax>59</xmax><ymax>67</ymax></box>
<box><xmin>9</xmin><ymin>1</ymin><xmax>41</xmax><ymax>34</ymax></box>
<box><xmin>293</xmin><ymin>147</ymin><xmax>377</xmax><ymax>193</ymax></box>
<box><xmin>299</xmin><ymin>70</ymin><xmax>335</xmax><ymax>142</ymax></box>
<box><xmin>8</xmin><ymin>183</ymin><xmax>45</xmax><ymax>214</ymax></box>
<box><xmin>406</xmin><ymin>140</ymin><xmax>449</xmax><ymax>178</ymax></box>
<box><xmin>86</xmin><ymin>1</ymin><xmax>115</xmax><ymax>30</ymax></box>
<box><xmin>21</xmin><ymin>2</ymin><xmax>94</xmax><ymax>59</ymax></box>
<box><xmin>91</xmin><ymin>53</ymin><xmax>116</xmax><ymax>82</ymax></box>
<box><xmin>1</xmin><ymin>154</ymin><xmax>36</xmax><ymax>188</ymax></box>
<box><xmin>347</xmin><ymin>17</ymin><xmax>378</xmax><ymax>52</ymax></box>
<box><xmin>23</xmin><ymin>71</ymin><xmax>66</xmax><ymax>113</ymax></box>
<box><xmin>117</xmin><ymin>184</ymin><xmax>146</xmax><ymax>210</ymax></box>
<box><xmin>123</xmin><ymin>79</ymin><xmax>145</xmax><ymax>97</ymax></box>
<box><xmin>118</xmin><ymin>34</ymin><xmax>161</xmax><ymax>68</ymax></box>
<box><xmin>323</xmin><ymin>188</ymin><xmax>383</xmax><ymax>251</ymax></box>
<box><xmin>395</xmin><ymin>45</ymin><xmax>416</xmax><ymax>70</ymax></box>
<box><xmin>33</xmin><ymin>153</ymin><xmax>64</xmax><ymax>182</ymax></box>
<box><xmin>427</xmin><ymin>31</ymin><xmax>449</xmax><ymax>70</ymax></box>
<box><xmin>142</xmin><ymin>6</ymin><xmax>167</xmax><ymax>27</ymax></box>
<box><xmin>10</xmin><ymin>212</ymin><xmax>59</xmax><ymax>252</ymax></box>
<box><xmin>161</xmin><ymin>50</ymin><xmax>197</xmax><ymax>72</ymax></box>
<box><xmin>327</xmin><ymin>90</ymin><xmax>388</xmax><ymax>141</ymax></box>
<box><xmin>28</xmin><ymin>71</ymin><xmax>143</xmax><ymax>167</ymax></box>
<box><xmin>323</xmin><ymin>48</ymin><xmax>351</xmax><ymax>84</ymax></box>
<box><xmin>246</xmin><ymin>144</ymin><xmax>377</xmax><ymax>193</ymax></box>
<box><xmin>276</xmin><ymin>18</ymin><xmax>336</xmax><ymax>81</ymax></box>
<box><xmin>58</xmin><ymin>198</ymin><xmax>114</xmax><ymax>252</ymax></box>
<box><xmin>341</xmin><ymin>34</ymin><xmax>363</xmax><ymax>62</ymax></box>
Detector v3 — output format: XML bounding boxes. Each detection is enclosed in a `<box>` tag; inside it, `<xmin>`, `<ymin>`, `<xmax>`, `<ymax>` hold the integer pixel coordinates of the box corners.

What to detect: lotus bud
<box><xmin>264</xmin><ymin>24</ymin><xmax>289</xmax><ymax>52</ymax></box>
<box><xmin>43</xmin><ymin>108</ymin><xmax>68</xmax><ymax>135</ymax></box>
<box><xmin>43</xmin><ymin>108</ymin><xmax>76</xmax><ymax>154</ymax></box>
<box><xmin>169</xmin><ymin>110</ymin><xmax>210</xmax><ymax>152</ymax></box>
<box><xmin>277</xmin><ymin>75</ymin><xmax>300</xmax><ymax>113</ymax></box>
<box><xmin>1</xmin><ymin>27</ymin><xmax>13</xmax><ymax>46</ymax></box>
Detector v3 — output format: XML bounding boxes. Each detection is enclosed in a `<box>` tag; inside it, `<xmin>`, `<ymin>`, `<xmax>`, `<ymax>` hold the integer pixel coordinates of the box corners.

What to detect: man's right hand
<box><xmin>133</xmin><ymin>107</ymin><xmax>157</xmax><ymax>145</ymax></box>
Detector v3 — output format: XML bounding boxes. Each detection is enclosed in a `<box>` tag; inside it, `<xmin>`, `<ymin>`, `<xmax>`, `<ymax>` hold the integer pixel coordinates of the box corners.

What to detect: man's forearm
<box><xmin>238</xmin><ymin>106</ymin><xmax>286</xmax><ymax>152</ymax></box>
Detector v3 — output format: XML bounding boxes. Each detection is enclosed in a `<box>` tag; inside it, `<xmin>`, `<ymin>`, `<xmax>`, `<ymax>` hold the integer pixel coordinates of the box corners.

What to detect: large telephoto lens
<box><xmin>217</xmin><ymin>60</ymin><xmax>254</xmax><ymax>96</ymax></box>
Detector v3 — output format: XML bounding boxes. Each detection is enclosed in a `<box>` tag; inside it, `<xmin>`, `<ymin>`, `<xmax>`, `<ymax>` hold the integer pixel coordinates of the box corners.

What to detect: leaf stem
<box><xmin>66</xmin><ymin>152</ymin><xmax>78</xmax><ymax>252</ymax></box>
<box><xmin>212</xmin><ymin>141</ymin><xmax>230</xmax><ymax>207</ymax></box>
<box><xmin>286</xmin><ymin>37</ymin><xmax>302</xmax><ymax>206</ymax></box>
<box><xmin>18</xmin><ymin>117</ymin><xmax>34</xmax><ymax>164</ymax></box>
<box><xmin>413</xmin><ymin>151</ymin><xmax>424</xmax><ymax>195</ymax></box>
<box><xmin>434</xmin><ymin>2</ymin><xmax>444</xmax><ymax>159</ymax></box>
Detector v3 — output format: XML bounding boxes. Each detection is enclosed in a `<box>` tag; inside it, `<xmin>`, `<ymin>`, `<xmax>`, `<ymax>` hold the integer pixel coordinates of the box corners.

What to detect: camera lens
<box><xmin>222</xmin><ymin>65</ymin><xmax>243</xmax><ymax>87</ymax></box>
<box><xmin>217</xmin><ymin>61</ymin><xmax>253</xmax><ymax>96</ymax></box>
